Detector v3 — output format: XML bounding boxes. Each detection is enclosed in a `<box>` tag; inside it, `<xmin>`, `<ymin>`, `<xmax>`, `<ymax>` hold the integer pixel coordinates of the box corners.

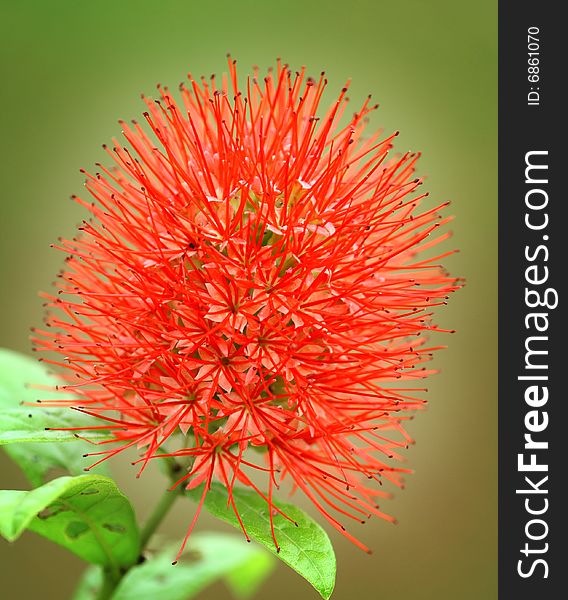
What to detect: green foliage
<box><xmin>0</xmin><ymin>348</ymin><xmax>335</xmax><ymax>598</ymax></box>
<box><xmin>71</xmin><ymin>566</ymin><xmax>102</xmax><ymax>600</ymax></box>
<box><xmin>188</xmin><ymin>483</ymin><xmax>336</xmax><ymax>600</ymax></box>
<box><xmin>72</xmin><ymin>533</ymin><xmax>274</xmax><ymax>600</ymax></box>
<box><xmin>0</xmin><ymin>474</ymin><xmax>140</xmax><ymax>571</ymax></box>
<box><xmin>0</xmin><ymin>348</ymin><xmax>110</xmax><ymax>484</ymax></box>
<box><xmin>0</xmin><ymin>408</ymin><xmax>110</xmax><ymax>445</ymax></box>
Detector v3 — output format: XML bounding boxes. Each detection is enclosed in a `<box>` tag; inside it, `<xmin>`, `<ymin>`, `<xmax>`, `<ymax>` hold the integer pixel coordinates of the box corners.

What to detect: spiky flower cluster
<box><xmin>34</xmin><ymin>58</ymin><xmax>460</xmax><ymax>552</ymax></box>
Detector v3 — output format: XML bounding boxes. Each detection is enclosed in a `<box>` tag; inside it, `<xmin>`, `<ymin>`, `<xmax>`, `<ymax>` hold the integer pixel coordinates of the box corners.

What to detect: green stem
<box><xmin>140</xmin><ymin>488</ymin><xmax>180</xmax><ymax>548</ymax></box>
<box><xmin>95</xmin><ymin>461</ymin><xmax>184</xmax><ymax>599</ymax></box>
<box><xmin>95</xmin><ymin>572</ymin><xmax>120</xmax><ymax>600</ymax></box>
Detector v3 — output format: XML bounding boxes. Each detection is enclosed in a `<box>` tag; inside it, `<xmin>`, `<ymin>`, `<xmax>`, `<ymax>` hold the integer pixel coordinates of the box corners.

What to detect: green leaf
<box><xmin>71</xmin><ymin>566</ymin><xmax>103</xmax><ymax>600</ymax></box>
<box><xmin>72</xmin><ymin>533</ymin><xmax>274</xmax><ymax>600</ymax></box>
<box><xmin>224</xmin><ymin>545</ymin><xmax>274</xmax><ymax>599</ymax></box>
<box><xmin>187</xmin><ymin>483</ymin><xmax>336</xmax><ymax>599</ymax></box>
<box><xmin>0</xmin><ymin>474</ymin><xmax>140</xmax><ymax>572</ymax></box>
<box><xmin>0</xmin><ymin>348</ymin><xmax>110</xmax><ymax>484</ymax></box>
<box><xmin>0</xmin><ymin>408</ymin><xmax>110</xmax><ymax>445</ymax></box>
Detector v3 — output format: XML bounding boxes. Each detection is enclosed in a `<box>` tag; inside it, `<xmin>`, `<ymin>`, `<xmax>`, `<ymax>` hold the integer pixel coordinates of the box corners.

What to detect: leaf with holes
<box><xmin>186</xmin><ymin>483</ymin><xmax>336</xmax><ymax>600</ymax></box>
<box><xmin>0</xmin><ymin>474</ymin><xmax>139</xmax><ymax>572</ymax></box>
<box><xmin>72</xmin><ymin>533</ymin><xmax>274</xmax><ymax>600</ymax></box>
<box><xmin>0</xmin><ymin>348</ymin><xmax>110</xmax><ymax>484</ymax></box>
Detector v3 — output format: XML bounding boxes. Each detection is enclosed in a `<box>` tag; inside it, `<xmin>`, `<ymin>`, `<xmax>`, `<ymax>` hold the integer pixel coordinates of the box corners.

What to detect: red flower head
<box><xmin>34</xmin><ymin>58</ymin><xmax>461</xmax><ymax>554</ymax></box>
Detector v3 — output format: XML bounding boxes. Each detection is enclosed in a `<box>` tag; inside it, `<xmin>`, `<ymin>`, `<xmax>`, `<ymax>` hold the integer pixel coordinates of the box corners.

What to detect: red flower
<box><xmin>33</xmin><ymin>58</ymin><xmax>461</xmax><ymax>554</ymax></box>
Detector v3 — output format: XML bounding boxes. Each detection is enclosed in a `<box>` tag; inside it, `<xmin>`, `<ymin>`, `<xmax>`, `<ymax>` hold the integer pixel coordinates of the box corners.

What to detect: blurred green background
<box><xmin>0</xmin><ymin>1</ymin><xmax>496</xmax><ymax>599</ymax></box>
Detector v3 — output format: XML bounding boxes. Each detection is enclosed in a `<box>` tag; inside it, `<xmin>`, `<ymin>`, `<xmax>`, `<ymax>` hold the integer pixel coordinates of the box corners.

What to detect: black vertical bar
<box><xmin>499</xmin><ymin>2</ymin><xmax>564</xmax><ymax>598</ymax></box>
